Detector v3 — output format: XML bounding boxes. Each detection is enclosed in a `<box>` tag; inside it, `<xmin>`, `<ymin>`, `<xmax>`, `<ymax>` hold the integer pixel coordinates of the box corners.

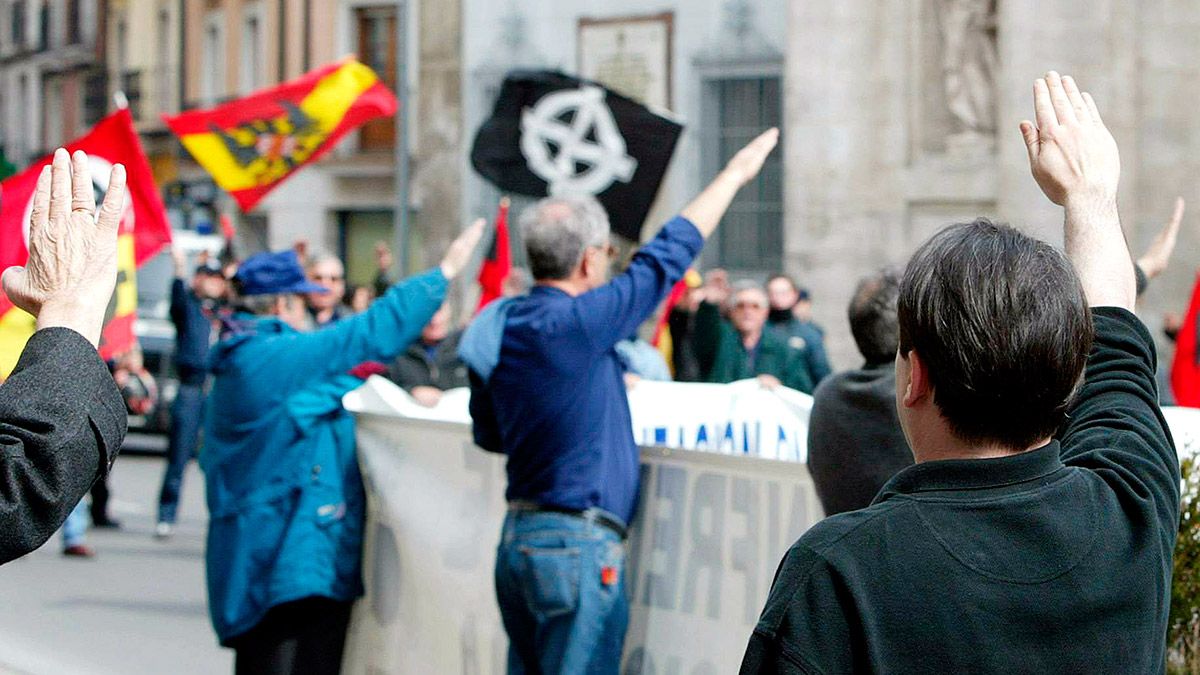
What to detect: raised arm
<box><xmin>1020</xmin><ymin>71</ymin><xmax>1130</xmax><ymax>309</ymax></box>
<box><xmin>1026</xmin><ymin>74</ymin><xmax>1179</xmax><ymax>531</ymax></box>
<box><xmin>271</xmin><ymin>220</ymin><xmax>485</xmax><ymax>378</ymax></box>
<box><xmin>576</xmin><ymin>130</ymin><xmax>780</xmax><ymax>349</ymax></box>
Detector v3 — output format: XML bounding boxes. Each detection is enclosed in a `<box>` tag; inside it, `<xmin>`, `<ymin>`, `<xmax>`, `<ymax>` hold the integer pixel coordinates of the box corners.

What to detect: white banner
<box><xmin>341</xmin><ymin>378</ymin><xmax>823</xmax><ymax>675</ymax></box>
<box><xmin>341</xmin><ymin>376</ymin><xmax>1200</xmax><ymax>674</ymax></box>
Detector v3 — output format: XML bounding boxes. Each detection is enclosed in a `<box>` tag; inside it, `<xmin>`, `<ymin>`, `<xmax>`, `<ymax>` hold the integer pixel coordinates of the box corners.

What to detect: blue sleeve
<box><xmin>467</xmin><ymin>370</ymin><xmax>503</xmax><ymax>453</ymax></box>
<box><xmin>169</xmin><ymin>279</ymin><xmax>188</xmax><ymax>328</ymax></box>
<box><xmin>574</xmin><ymin>216</ymin><xmax>705</xmax><ymax>352</ymax></box>
<box><xmin>269</xmin><ymin>268</ymin><xmax>449</xmax><ymax>379</ymax></box>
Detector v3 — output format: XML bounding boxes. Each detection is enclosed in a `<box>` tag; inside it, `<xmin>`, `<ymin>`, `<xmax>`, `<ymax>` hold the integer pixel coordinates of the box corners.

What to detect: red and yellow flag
<box><xmin>0</xmin><ymin>109</ymin><xmax>171</xmax><ymax>372</ymax></box>
<box><xmin>164</xmin><ymin>58</ymin><xmax>399</xmax><ymax>212</ymax></box>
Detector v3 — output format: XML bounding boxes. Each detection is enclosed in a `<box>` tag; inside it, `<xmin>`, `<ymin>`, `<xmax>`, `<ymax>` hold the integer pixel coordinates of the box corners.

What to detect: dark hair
<box><xmin>848</xmin><ymin>268</ymin><xmax>901</xmax><ymax>365</ymax></box>
<box><xmin>898</xmin><ymin>218</ymin><xmax>1092</xmax><ymax>450</ymax></box>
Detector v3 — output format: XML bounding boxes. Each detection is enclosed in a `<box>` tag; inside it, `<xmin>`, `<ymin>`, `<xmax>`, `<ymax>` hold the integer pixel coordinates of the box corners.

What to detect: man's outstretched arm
<box><xmin>1025</xmin><ymin>73</ymin><xmax>1179</xmax><ymax>538</ymax></box>
<box><xmin>1021</xmin><ymin>71</ymin><xmax>1131</xmax><ymax>309</ymax></box>
<box><xmin>577</xmin><ymin>129</ymin><xmax>780</xmax><ymax>349</ymax></box>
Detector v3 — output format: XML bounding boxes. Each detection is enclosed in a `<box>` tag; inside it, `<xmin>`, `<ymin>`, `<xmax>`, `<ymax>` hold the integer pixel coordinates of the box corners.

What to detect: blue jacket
<box><xmin>461</xmin><ymin>216</ymin><xmax>703</xmax><ymax>525</ymax></box>
<box><xmin>202</xmin><ymin>269</ymin><xmax>447</xmax><ymax>644</ymax></box>
<box><xmin>170</xmin><ymin>279</ymin><xmax>216</xmax><ymax>383</ymax></box>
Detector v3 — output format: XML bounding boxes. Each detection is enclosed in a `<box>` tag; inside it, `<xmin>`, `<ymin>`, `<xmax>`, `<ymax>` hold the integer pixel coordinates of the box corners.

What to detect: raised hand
<box><xmin>1020</xmin><ymin>72</ymin><xmax>1120</xmax><ymax>207</ymax></box>
<box><xmin>2</xmin><ymin>149</ymin><xmax>126</xmax><ymax>346</ymax></box>
<box><xmin>1022</xmin><ymin>72</ymin><xmax>1132</xmax><ymax>309</ymax></box>
<box><xmin>681</xmin><ymin>128</ymin><xmax>780</xmax><ymax>238</ymax></box>
<box><xmin>721</xmin><ymin>128</ymin><xmax>780</xmax><ymax>187</ymax></box>
<box><xmin>439</xmin><ymin>218</ymin><xmax>487</xmax><ymax>280</ymax></box>
<box><xmin>1137</xmin><ymin>197</ymin><xmax>1186</xmax><ymax>279</ymax></box>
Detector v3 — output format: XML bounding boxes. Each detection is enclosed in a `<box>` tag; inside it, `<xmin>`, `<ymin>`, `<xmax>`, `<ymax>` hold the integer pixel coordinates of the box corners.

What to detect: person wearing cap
<box><xmin>201</xmin><ymin>222</ymin><xmax>482</xmax><ymax>674</ymax></box>
<box><xmin>154</xmin><ymin>248</ymin><xmax>228</xmax><ymax>538</ymax></box>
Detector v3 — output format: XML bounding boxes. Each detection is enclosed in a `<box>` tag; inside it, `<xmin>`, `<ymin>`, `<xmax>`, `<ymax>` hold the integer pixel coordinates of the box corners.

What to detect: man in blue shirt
<box><xmin>202</xmin><ymin>222</ymin><xmax>482</xmax><ymax>675</ymax></box>
<box><xmin>460</xmin><ymin>128</ymin><xmax>779</xmax><ymax>674</ymax></box>
<box><xmin>154</xmin><ymin>250</ymin><xmax>226</xmax><ymax>538</ymax></box>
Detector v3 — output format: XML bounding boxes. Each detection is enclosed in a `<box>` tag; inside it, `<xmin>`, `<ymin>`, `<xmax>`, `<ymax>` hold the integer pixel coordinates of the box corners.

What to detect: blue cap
<box><xmin>234</xmin><ymin>250</ymin><xmax>329</xmax><ymax>296</ymax></box>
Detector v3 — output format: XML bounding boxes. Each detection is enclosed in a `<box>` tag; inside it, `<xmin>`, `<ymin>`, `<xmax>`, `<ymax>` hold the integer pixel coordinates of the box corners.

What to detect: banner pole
<box><xmin>393</xmin><ymin>0</ymin><xmax>410</xmax><ymax>278</ymax></box>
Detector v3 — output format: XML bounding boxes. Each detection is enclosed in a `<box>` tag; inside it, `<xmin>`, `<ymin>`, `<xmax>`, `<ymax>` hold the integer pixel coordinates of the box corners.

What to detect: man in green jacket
<box><xmin>692</xmin><ymin>280</ymin><xmax>814</xmax><ymax>393</ymax></box>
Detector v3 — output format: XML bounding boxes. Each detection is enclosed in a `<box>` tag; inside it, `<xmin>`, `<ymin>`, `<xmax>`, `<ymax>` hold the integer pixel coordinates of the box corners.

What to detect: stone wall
<box><xmin>786</xmin><ymin>0</ymin><xmax>1200</xmax><ymax>370</ymax></box>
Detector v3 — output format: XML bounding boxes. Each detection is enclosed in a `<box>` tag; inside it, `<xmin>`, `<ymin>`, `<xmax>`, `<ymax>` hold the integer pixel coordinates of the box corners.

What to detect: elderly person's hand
<box><xmin>439</xmin><ymin>218</ymin><xmax>487</xmax><ymax>279</ymax></box>
<box><xmin>2</xmin><ymin>149</ymin><xmax>127</xmax><ymax>347</ymax></box>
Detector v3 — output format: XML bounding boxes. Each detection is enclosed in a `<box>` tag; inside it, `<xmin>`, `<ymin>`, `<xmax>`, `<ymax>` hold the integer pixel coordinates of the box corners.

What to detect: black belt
<box><xmin>508</xmin><ymin>501</ymin><xmax>628</xmax><ymax>541</ymax></box>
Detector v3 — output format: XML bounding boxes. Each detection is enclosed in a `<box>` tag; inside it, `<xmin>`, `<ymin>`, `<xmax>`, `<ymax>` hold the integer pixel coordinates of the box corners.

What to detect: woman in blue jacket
<box><xmin>202</xmin><ymin>221</ymin><xmax>483</xmax><ymax>674</ymax></box>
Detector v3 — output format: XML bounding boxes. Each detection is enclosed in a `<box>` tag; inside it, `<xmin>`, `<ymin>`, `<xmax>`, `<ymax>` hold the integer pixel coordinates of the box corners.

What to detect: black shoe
<box><xmin>92</xmin><ymin>517</ymin><xmax>122</xmax><ymax>529</ymax></box>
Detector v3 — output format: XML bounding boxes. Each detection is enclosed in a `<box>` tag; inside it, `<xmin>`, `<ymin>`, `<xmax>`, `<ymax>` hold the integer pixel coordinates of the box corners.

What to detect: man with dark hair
<box><xmin>462</xmin><ymin>129</ymin><xmax>779</xmax><ymax>674</ymax></box>
<box><xmin>766</xmin><ymin>274</ymin><xmax>832</xmax><ymax>385</ymax></box>
<box><xmin>806</xmin><ymin>269</ymin><xmax>911</xmax><ymax>516</ymax></box>
<box><xmin>742</xmin><ymin>72</ymin><xmax>1178</xmax><ymax>673</ymax></box>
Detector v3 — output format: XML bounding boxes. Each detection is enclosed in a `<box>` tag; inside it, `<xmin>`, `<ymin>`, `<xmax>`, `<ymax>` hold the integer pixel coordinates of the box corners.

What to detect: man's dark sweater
<box><xmin>741</xmin><ymin>308</ymin><xmax>1179</xmax><ymax>673</ymax></box>
<box><xmin>807</xmin><ymin>362</ymin><xmax>913</xmax><ymax>516</ymax></box>
<box><xmin>170</xmin><ymin>278</ymin><xmax>214</xmax><ymax>385</ymax></box>
<box><xmin>387</xmin><ymin>330</ymin><xmax>469</xmax><ymax>392</ymax></box>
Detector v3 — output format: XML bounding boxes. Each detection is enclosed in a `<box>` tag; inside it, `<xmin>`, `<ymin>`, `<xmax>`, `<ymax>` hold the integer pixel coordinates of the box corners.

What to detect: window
<box><xmin>11</xmin><ymin>1</ymin><xmax>25</xmax><ymax>48</ymax></box>
<box><xmin>239</xmin><ymin>2</ymin><xmax>264</xmax><ymax>94</ymax></box>
<box><xmin>36</xmin><ymin>0</ymin><xmax>46</xmax><ymax>50</ymax></box>
<box><xmin>355</xmin><ymin>6</ymin><xmax>397</xmax><ymax>151</ymax></box>
<box><xmin>156</xmin><ymin>8</ymin><xmax>173</xmax><ymax>113</ymax></box>
<box><xmin>200</xmin><ymin>11</ymin><xmax>225</xmax><ymax>106</ymax></box>
<box><xmin>83</xmin><ymin>68</ymin><xmax>108</xmax><ymax>125</ymax></box>
<box><xmin>65</xmin><ymin>0</ymin><xmax>79</xmax><ymax>44</ymax></box>
<box><xmin>703</xmin><ymin>76</ymin><xmax>783</xmax><ymax>272</ymax></box>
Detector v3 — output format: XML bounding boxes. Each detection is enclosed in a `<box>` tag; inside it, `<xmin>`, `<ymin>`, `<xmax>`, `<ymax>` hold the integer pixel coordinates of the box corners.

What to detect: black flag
<box><xmin>470</xmin><ymin>70</ymin><xmax>683</xmax><ymax>241</ymax></box>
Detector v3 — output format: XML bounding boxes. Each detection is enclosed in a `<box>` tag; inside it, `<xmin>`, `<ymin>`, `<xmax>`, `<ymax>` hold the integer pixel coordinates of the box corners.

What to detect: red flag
<box><xmin>1172</xmin><ymin>273</ymin><xmax>1200</xmax><ymax>407</ymax></box>
<box><xmin>0</xmin><ymin>109</ymin><xmax>172</xmax><ymax>360</ymax></box>
<box><xmin>164</xmin><ymin>59</ymin><xmax>397</xmax><ymax>212</ymax></box>
<box><xmin>476</xmin><ymin>197</ymin><xmax>512</xmax><ymax>312</ymax></box>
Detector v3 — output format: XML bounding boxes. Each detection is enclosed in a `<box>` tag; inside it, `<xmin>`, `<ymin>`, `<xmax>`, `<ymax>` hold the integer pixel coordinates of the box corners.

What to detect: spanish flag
<box><xmin>164</xmin><ymin>59</ymin><xmax>399</xmax><ymax>212</ymax></box>
<box><xmin>0</xmin><ymin>109</ymin><xmax>170</xmax><ymax>374</ymax></box>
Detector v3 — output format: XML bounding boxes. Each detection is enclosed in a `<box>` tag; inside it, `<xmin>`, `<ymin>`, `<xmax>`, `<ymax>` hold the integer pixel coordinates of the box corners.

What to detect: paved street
<box><xmin>0</xmin><ymin>441</ymin><xmax>231</xmax><ymax>674</ymax></box>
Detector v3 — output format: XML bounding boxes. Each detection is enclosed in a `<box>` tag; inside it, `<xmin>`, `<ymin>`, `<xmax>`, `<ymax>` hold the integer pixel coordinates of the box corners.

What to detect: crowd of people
<box><xmin>0</xmin><ymin>70</ymin><xmax>1196</xmax><ymax>675</ymax></box>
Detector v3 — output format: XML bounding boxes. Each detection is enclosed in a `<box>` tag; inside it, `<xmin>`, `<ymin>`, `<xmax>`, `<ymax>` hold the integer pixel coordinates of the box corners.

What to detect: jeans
<box><xmin>157</xmin><ymin>382</ymin><xmax>205</xmax><ymax>524</ymax></box>
<box><xmin>495</xmin><ymin>510</ymin><xmax>629</xmax><ymax>675</ymax></box>
<box><xmin>61</xmin><ymin>500</ymin><xmax>88</xmax><ymax>548</ymax></box>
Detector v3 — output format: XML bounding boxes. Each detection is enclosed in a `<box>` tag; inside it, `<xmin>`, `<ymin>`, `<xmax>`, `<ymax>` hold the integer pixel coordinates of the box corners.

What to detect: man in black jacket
<box><xmin>387</xmin><ymin>303</ymin><xmax>469</xmax><ymax>407</ymax></box>
<box><xmin>0</xmin><ymin>148</ymin><xmax>129</xmax><ymax>563</ymax></box>
<box><xmin>806</xmin><ymin>269</ymin><xmax>912</xmax><ymax>516</ymax></box>
<box><xmin>742</xmin><ymin>73</ymin><xmax>1178</xmax><ymax>673</ymax></box>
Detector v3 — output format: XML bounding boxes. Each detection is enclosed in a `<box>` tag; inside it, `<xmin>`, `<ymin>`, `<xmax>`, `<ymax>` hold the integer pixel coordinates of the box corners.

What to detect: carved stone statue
<box><xmin>936</xmin><ymin>0</ymin><xmax>998</xmax><ymax>144</ymax></box>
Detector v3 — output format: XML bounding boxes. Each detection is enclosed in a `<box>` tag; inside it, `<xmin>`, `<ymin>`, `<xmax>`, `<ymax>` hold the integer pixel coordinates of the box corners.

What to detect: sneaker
<box><xmin>154</xmin><ymin>522</ymin><xmax>173</xmax><ymax>539</ymax></box>
<box><xmin>62</xmin><ymin>545</ymin><xmax>95</xmax><ymax>558</ymax></box>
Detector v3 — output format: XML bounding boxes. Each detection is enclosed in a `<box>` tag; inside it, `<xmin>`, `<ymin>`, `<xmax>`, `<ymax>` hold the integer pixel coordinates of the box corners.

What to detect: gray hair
<box><xmin>235</xmin><ymin>293</ymin><xmax>304</xmax><ymax>316</ymax></box>
<box><xmin>519</xmin><ymin>195</ymin><xmax>610</xmax><ymax>281</ymax></box>
<box><xmin>306</xmin><ymin>252</ymin><xmax>343</xmax><ymax>273</ymax></box>
<box><xmin>732</xmin><ymin>280</ymin><xmax>768</xmax><ymax>305</ymax></box>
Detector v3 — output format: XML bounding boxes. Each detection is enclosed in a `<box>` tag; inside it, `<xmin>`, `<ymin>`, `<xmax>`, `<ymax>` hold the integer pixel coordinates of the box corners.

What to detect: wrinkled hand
<box><xmin>2</xmin><ymin>149</ymin><xmax>126</xmax><ymax>346</ymax></box>
<box><xmin>410</xmin><ymin>385</ymin><xmax>444</xmax><ymax>408</ymax></box>
<box><xmin>439</xmin><ymin>218</ymin><xmax>486</xmax><ymax>280</ymax></box>
<box><xmin>375</xmin><ymin>241</ymin><xmax>393</xmax><ymax>271</ymax></box>
<box><xmin>757</xmin><ymin>374</ymin><xmax>782</xmax><ymax>390</ymax></box>
<box><xmin>1020</xmin><ymin>72</ymin><xmax>1120</xmax><ymax>207</ymax></box>
<box><xmin>721</xmin><ymin>128</ymin><xmax>780</xmax><ymax>188</ymax></box>
<box><xmin>1137</xmin><ymin>197</ymin><xmax>1185</xmax><ymax>279</ymax></box>
<box><xmin>170</xmin><ymin>245</ymin><xmax>187</xmax><ymax>278</ymax></box>
<box><xmin>697</xmin><ymin>268</ymin><xmax>731</xmax><ymax>306</ymax></box>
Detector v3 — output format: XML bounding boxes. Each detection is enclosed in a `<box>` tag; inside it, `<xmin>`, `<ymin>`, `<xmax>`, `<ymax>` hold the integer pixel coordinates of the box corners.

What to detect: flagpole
<box><xmin>393</xmin><ymin>0</ymin><xmax>410</xmax><ymax>278</ymax></box>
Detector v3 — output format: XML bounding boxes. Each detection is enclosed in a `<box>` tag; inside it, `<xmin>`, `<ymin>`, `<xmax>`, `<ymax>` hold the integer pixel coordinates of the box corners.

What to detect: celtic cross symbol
<box><xmin>520</xmin><ymin>85</ymin><xmax>638</xmax><ymax>195</ymax></box>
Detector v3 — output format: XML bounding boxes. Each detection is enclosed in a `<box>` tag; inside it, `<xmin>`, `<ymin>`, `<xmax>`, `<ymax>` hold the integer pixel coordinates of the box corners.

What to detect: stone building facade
<box><xmin>786</xmin><ymin>0</ymin><xmax>1200</xmax><ymax>369</ymax></box>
